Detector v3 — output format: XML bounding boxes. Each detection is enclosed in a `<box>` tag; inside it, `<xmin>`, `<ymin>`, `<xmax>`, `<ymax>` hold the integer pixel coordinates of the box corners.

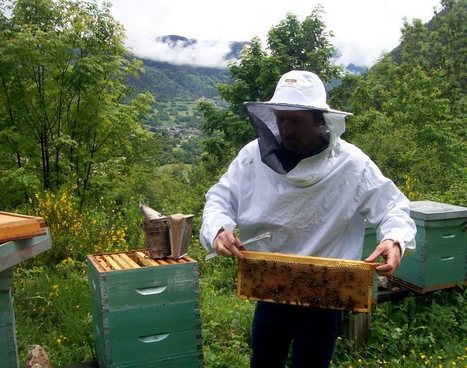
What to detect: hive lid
<box><xmin>0</xmin><ymin>212</ymin><xmax>47</xmax><ymax>243</ymax></box>
<box><xmin>410</xmin><ymin>200</ymin><xmax>467</xmax><ymax>221</ymax></box>
<box><xmin>238</xmin><ymin>251</ymin><xmax>375</xmax><ymax>312</ymax></box>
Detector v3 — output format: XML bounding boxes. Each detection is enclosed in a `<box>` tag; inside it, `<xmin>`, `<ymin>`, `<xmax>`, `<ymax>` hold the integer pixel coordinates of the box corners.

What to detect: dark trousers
<box><xmin>250</xmin><ymin>301</ymin><xmax>343</xmax><ymax>368</ymax></box>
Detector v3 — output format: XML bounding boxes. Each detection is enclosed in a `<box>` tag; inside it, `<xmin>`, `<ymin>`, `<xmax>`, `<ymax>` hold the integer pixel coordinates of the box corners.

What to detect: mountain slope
<box><xmin>128</xmin><ymin>34</ymin><xmax>368</xmax><ymax>102</ymax></box>
<box><xmin>129</xmin><ymin>58</ymin><xmax>231</xmax><ymax>102</ymax></box>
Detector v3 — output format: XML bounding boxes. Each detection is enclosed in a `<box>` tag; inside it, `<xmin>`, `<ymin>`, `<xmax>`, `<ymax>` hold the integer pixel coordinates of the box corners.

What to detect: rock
<box><xmin>24</xmin><ymin>345</ymin><xmax>51</xmax><ymax>368</ymax></box>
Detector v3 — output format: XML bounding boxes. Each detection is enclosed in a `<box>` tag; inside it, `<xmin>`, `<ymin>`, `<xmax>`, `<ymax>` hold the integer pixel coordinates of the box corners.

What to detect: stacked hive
<box><xmin>394</xmin><ymin>200</ymin><xmax>466</xmax><ymax>292</ymax></box>
<box><xmin>87</xmin><ymin>250</ymin><xmax>203</xmax><ymax>368</ymax></box>
<box><xmin>0</xmin><ymin>212</ymin><xmax>51</xmax><ymax>368</ymax></box>
<box><xmin>0</xmin><ymin>268</ymin><xmax>16</xmax><ymax>368</ymax></box>
<box><xmin>363</xmin><ymin>200</ymin><xmax>467</xmax><ymax>293</ymax></box>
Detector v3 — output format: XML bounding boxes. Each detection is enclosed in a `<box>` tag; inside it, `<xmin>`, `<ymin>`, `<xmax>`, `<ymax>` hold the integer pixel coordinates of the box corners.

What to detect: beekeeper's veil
<box><xmin>244</xmin><ymin>70</ymin><xmax>352</xmax><ymax>174</ymax></box>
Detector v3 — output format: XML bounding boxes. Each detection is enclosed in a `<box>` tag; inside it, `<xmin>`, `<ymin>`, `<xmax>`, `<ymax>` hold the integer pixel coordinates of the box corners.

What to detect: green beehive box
<box><xmin>393</xmin><ymin>200</ymin><xmax>467</xmax><ymax>292</ymax></box>
<box><xmin>0</xmin><ymin>269</ymin><xmax>18</xmax><ymax>368</ymax></box>
<box><xmin>0</xmin><ymin>290</ymin><xmax>14</xmax><ymax>326</ymax></box>
<box><xmin>0</xmin><ymin>269</ymin><xmax>14</xmax><ymax>322</ymax></box>
<box><xmin>0</xmin><ymin>226</ymin><xmax>52</xmax><ymax>368</ymax></box>
<box><xmin>361</xmin><ymin>223</ymin><xmax>378</xmax><ymax>302</ymax></box>
<box><xmin>0</xmin><ymin>324</ymin><xmax>18</xmax><ymax>368</ymax></box>
<box><xmin>362</xmin><ymin>223</ymin><xmax>377</xmax><ymax>260</ymax></box>
<box><xmin>87</xmin><ymin>251</ymin><xmax>203</xmax><ymax>368</ymax></box>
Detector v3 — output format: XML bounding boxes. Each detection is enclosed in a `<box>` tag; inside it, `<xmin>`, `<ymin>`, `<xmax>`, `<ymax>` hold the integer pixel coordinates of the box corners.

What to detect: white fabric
<box><xmin>200</xmin><ymin>137</ymin><xmax>416</xmax><ymax>260</ymax></box>
<box><xmin>252</xmin><ymin>70</ymin><xmax>352</xmax><ymax>116</ymax></box>
<box><xmin>201</xmin><ymin>70</ymin><xmax>415</xmax><ymax>259</ymax></box>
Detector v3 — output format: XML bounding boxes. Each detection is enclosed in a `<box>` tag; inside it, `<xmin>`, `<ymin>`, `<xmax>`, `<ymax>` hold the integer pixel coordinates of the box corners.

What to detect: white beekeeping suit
<box><xmin>200</xmin><ymin>70</ymin><xmax>416</xmax><ymax>261</ymax></box>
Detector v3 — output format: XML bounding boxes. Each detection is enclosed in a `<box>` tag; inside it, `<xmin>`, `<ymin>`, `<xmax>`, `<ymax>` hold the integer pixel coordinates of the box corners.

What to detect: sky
<box><xmin>105</xmin><ymin>0</ymin><xmax>442</xmax><ymax>68</ymax></box>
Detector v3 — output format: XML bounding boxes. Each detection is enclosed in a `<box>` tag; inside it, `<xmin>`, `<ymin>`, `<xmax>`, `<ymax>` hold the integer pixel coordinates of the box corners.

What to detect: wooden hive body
<box><xmin>238</xmin><ymin>251</ymin><xmax>375</xmax><ymax>312</ymax></box>
<box><xmin>87</xmin><ymin>251</ymin><xmax>203</xmax><ymax>368</ymax></box>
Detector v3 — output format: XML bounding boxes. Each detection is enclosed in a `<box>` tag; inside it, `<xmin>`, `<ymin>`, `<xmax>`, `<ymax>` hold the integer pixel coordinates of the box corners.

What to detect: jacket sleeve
<box><xmin>357</xmin><ymin>161</ymin><xmax>416</xmax><ymax>256</ymax></box>
<box><xmin>199</xmin><ymin>154</ymin><xmax>242</xmax><ymax>251</ymax></box>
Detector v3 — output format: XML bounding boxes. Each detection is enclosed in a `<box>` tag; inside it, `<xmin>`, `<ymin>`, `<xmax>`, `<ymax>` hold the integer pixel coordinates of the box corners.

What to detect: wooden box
<box><xmin>392</xmin><ymin>200</ymin><xmax>467</xmax><ymax>292</ymax></box>
<box><xmin>0</xmin><ymin>212</ymin><xmax>46</xmax><ymax>243</ymax></box>
<box><xmin>87</xmin><ymin>251</ymin><xmax>203</xmax><ymax>368</ymax></box>
<box><xmin>238</xmin><ymin>251</ymin><xmax>375</xmax><ymax>312</ymax></box>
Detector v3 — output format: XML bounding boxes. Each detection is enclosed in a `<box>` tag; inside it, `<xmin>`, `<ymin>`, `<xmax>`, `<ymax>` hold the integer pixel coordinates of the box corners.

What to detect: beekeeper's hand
<box><xmin>365</xmin><ymin>239</ymin><xmax>401</xmax><ymax>276</ymax></box>
<box><xmin>213</xmin><ymin>227</ymin><xmax>244</xmax><ymax>259</ymax></box>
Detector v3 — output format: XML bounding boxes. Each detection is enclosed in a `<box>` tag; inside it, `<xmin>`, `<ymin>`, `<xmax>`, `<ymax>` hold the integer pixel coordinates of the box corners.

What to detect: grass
<box><xmin>11</xmin><ymin>241</ymin><xmax>466</xmax><ymax>367</ymax></box>
<box><xmin>13</xmin><ymin>259</ymin><xmax>94</xmax><ymax>365</ymax></box>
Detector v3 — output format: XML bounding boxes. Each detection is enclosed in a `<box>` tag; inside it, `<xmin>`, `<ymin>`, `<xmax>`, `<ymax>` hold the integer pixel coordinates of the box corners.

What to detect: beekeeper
<box><xmin>200</xmin><ymin>70</ymin><xmax>416</xmax><ymax>368</ymax></box>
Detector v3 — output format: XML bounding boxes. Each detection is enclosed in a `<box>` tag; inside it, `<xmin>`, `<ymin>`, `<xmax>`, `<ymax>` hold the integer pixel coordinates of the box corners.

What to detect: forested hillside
<box><xmin>0</xmin><ymin>0</ymin><xmax>465</xmax><ymax>367</ymax></box>
<box><xmin>128</xmin><ymin>59</ymin><xmax>231</xmax><ymax>101</ymax></box>
<box><xmin>124</xmin><ymin>58</ymin><xmax>233</xmax><ymax>166</ymax></box>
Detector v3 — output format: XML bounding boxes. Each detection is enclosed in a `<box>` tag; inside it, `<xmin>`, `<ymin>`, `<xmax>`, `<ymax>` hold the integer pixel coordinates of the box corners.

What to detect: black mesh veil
<box><xmin>245</xmin><ymin>102</ymin><xmax>331</xmax><ymax>174</ymax></box>
<box><xmin>245</xmin><ymin>106</ymin><xmax>287</xmax><ymax>174</ymax></box>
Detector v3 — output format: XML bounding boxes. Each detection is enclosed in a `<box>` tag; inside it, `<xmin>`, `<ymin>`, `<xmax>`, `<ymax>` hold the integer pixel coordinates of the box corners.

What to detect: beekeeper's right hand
<box><xmin>213</xmin><ymin>227</ymin><xmax>244</xmax><ymax>259</ymax></box>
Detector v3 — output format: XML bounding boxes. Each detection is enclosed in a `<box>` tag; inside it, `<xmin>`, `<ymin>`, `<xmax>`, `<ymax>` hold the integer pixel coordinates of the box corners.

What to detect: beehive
<box><xmin>0</xmin><ymin>268</ymin><xmax>18</xmax><ymax>368</ymax></box>
<box><xmin>362</xmin><ymin>221</ymin><xmax>377</xmax><ymax>260</ymax></box>
<box><xmin>87</xmin><ymin>250</ymin><xmax>203</xmax><ymax>368</ymax></box>
<box><xmin>238</xmin><ymin>251</ymin><xmax>375</xmax><ymax>312</ymax></box>
<box><xmin>0</xmin><ymin>226</ymin><xmax>51</xmax><ymax>368</ymax></box>
<box><xmin>392</xmin><ymin>200</ymin><xmax>467</xmax><ymax>292</ymax></box>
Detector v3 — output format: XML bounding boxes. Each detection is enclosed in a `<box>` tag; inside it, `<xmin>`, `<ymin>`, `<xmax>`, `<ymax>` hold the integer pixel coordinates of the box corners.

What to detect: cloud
<box><xmin>128</xmin><ymin>36</ymin><xmax>235</xmax><ymax>68</ymax></box>
<box><xmin>106</xmin><ymin>0</ymin><xmax>441</xmax><ymax>68</ymax></box>
<box><xmin>324</xmin><ymin>0</ymin><xmax>440</xmax><ymax>66</ymax></box>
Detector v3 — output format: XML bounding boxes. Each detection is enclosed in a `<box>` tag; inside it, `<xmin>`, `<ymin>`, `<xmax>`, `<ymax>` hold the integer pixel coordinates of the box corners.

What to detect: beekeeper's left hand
<box><xmin>365</xmin><ymin>239</ymin><xmax>401</xmax><ymax>276</ymax></box>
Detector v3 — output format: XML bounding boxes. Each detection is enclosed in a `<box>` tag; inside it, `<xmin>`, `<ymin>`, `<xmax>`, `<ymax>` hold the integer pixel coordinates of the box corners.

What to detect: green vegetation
<box><xmin>0</xmin><ymin>0</ymin><xmax>465</xmax><ymax>366</ymax></box>
<box><xmin>13</xmin><ymin>248</ymin><xmax>466</xmax><ymax>367</ymax></box>
<box><xmin>143</xmin><ymin>99</ymin><xmax>204</xmax><ymax>165</ymax></box>
<box><xmin>128</xmin><ymin>59</ymin><xmax>230</xmax><ymax>102</ymax></box>
<box><xmin>329</xmin><ymin>0</ymin><xmax>466</xmax><ymax>205</ymax></box>
<box><xmin>0</xmin><ymin>0</ymin><xmax>155</xmax><ymax>208</ymax></box>
<box><xmin>198</xmin><ymin>8</ymin><xmax>342</xmax><ymax>166</ymax></box>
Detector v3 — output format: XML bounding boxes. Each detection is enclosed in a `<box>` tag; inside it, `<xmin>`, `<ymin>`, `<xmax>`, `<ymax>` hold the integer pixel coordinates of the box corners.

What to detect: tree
<box><xmin>329</xmin><ymin>0</ymin><xmax>466</xmax><ymax>204</ymax></box>
<box><xmin>198</xmin><ymin>8</ymin><xmax>342</xmax><ymax>170</ymax></box>
<box><xmin>0</xmin><ymin>0</ymin><xmax>154</xmax><ymax>207</ymax></box>
<box><xmin>268</xmin><ymin>8</ymin><xmax>341</xmax><ymax>80</ymax></box>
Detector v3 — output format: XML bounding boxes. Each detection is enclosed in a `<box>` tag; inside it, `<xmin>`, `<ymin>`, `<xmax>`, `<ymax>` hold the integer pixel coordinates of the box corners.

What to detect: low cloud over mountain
<box><xmin>131</xmin><ymin>35</ymin><xmax>248</xmax><ymax>68</ymax></box>
<box><xmin>130</xmin><ymin>34</ymin><xmax>366</xmax><ymax>74</ymax></box>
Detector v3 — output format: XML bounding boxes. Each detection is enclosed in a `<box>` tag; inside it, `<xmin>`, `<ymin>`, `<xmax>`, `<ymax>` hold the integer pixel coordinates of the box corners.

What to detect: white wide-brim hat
<box><xmin>245</xmin><ymin>70</ymin><xmax>352</xmax><ymax>138</ymax></box>
<box><xmin>246</xmin><ymin>70</ymin><xmax>351</xmax><ymax>114</ymax></box>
